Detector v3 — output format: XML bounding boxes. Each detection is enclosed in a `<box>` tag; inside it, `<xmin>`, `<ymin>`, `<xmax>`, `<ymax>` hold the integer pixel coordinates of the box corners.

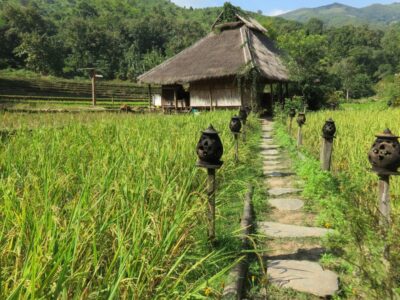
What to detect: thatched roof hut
<box><xmin>138</xmin><ymin>13</ymin><xmax>289</xmax><ymax>111</ymax></box>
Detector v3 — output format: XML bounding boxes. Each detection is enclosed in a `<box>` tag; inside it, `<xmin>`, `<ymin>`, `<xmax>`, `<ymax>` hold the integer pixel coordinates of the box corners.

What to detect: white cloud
<box><xmin>266</xmin><ymin>9</ymin><xmax>290</xmax><ymax>16</ymax></box>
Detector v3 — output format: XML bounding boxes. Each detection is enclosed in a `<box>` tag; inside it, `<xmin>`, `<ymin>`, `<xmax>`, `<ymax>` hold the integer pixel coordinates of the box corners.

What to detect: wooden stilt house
<box><xmin>138</xmin><ymin>13</ymin><xmax>289</xmax><ymax>112</ymax></box>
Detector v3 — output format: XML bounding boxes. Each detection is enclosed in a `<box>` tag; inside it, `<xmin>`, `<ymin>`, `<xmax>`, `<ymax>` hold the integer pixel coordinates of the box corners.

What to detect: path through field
<box><xmin>256</xmin><ymin>119</ymin><xmax>339</xmax><ymax>298</ymax></box>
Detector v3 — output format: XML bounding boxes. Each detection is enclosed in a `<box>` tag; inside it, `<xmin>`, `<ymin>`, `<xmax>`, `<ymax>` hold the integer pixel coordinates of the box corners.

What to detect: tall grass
<box><xmin>278</xmin><ymin>106</ymin><xmax>400</xmax><ymax>298</ymax></box>
<box><xmin>0</xmin><ymin>111</ymin><xmax>263</xmax><ymax>298</ymax></box>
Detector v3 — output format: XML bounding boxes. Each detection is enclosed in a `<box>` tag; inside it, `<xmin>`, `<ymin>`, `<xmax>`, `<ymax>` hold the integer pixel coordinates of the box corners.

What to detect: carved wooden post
<box><xmin>207</xmin><ymin>168</ymin><xmax>216</xmax><ymax>240</ymax></box>
<box><xmin>234</xmin><ymin>134</ymin><xmax>239</xmax><ymax>163</ymax></box>
<box><xmin>368</xmin><ymin>128</ymin><xmax>400</xmax><ymax>227</ymax></box>
<box><xmin>196</xmin><ymin>125</ymin><xmax>224</xmax><ymax>243</ymax></box>
<box><xmin>91</xmin><ymin>69</ymin><xmax>96</xmax><ymax>106</ymax></box>
<box><xmin>239</xmin><ymin>108</ymin><xmax>247</xmax><ymax>143</ymax></box>
<box><xmin>148</xmin><ymin>84</ymin><xmax>152</xmax><ymax>111</ymax></box>
<box><xmin>230</xmin><ymin>116</ymin><xmax>242</xmax><ymax>164</ymax></box>
<box><xmin>288</xmin><ymin>108</ymin><xmax>296</xmax><ymax>135</ymax></box>
<box><xmin>378</xmin><ymin>175</ymin><xmax>390</xmax><ymax>226</ymax></box>
<box><xmin>320</xmin><ymin>118</ymin><xmax>336</xmax><ymax>171</ymax></box>
<box><xmin>296</xmin><ymin>112</ymin><xmax>306</xmax><ymax>147</ymax></box>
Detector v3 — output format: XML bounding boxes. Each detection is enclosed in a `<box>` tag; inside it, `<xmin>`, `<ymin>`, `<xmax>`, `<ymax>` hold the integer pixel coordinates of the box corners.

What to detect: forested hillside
<box><xmin>1</xmin><ymin>1</ymin><xmax>400</xmax><ymax>108</ymax></box>
<box><xmin>281</xmin><ymin>2</ymin><xmax>400</xmax><ymax>28</ymax></box>
<box><xmin>0</xmin><ymin>0</ymin><xmax>223</xmax><ymax>79</ymax></box>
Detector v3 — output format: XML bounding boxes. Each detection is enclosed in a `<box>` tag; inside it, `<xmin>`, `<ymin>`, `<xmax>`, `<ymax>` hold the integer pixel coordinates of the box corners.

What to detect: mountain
<box><xmin>280</xmin><ymin>2</ymin><xmax>400</xmax><ymax>27</ymax></box>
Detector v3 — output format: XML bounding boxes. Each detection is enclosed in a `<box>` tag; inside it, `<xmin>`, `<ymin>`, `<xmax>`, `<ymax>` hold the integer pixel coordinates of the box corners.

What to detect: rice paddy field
<box><xmin>0</xmin><ymin>111</ymin><xmax>264</xmax><ymax>299</ymax></box>
<box><xmin>293</xmin><ymin>107</ymin><xmax>400</xmax><ymax>197</ymax></box>
<box><xmin>280</xmin><ymin>104</ymin><xmax>400</xmax><ymax>298</ymax></box>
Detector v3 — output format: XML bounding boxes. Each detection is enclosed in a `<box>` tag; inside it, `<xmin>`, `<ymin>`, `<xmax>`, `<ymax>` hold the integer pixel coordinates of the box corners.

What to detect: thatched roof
<box><xmin>138</xmin><ymin>15</ymin><xmax>289</xmax><ymax>85</ymax></box>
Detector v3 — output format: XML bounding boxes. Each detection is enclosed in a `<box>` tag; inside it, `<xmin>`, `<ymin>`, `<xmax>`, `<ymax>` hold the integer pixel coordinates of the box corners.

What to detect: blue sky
<box><xmin>171</xmin><ymin>0</ymin><xmax>398</xmax><ymax>16</ymax></box>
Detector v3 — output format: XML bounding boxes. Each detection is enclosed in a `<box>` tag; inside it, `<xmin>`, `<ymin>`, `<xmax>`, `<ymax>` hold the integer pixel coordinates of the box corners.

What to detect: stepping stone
<box><xmin>267</xmin><ymin>179</ymin><xmax>304</xmax><ymax>190</ymax></box>
<box><xmin>264</xmin><ymin>167</ymin><xmax>291</xmax><ymax>174</ymax></box>
<box><xmin>265</xmin><ymin>171</ymin><xmax>295</xmax><ymax>178</ymax></box>
<box><xmin>269</xmin><ymin>187</ymin><xmax>302</xmax><ymax>196</ymax></box>
<box><xmin>263</xmin><ymin>136</ymin><xmax>273</xmax><ymax>140</ymax></box>
<box><xmin>262</xmin><ymin>149</ymin><xmax>280</xmax><ymax>156</ymax></box>
<box><xmin>258</xmin><ymin>222</ymin><xmax>332</xmax><ymax>238</ymax></box>
<box><xmin>260</xmin><ymin>145</ymin><xmax>280</xmax><ymax>150</ymax></box>
<box><xmin>262</xmin><ymin>140</ymin><xmax>276</xmax><ymax>146</ymax></box>
<box><xmin>267</xmin><ymin>260</ymin><xmax>338</xmax><ymax>297</ymax></box>
<box><xmin>263</xmin><ymin>162</ymin><xmax>289</xmax><ymax>169</ymax></box>
<box><xmin>266</xmin><ymin>177</ymin><xmax>295</xmax><ymax>187</ymax></box>
<box><xmin>269</xmin><ymin>198</ymin><xmax>304</xmax><ymax>211</ymax></box>
<box><xmin>263</xmin><ymin>155</ymin><xmax>281</xmax><ymax>160</ymax></box>
<box><xmin>264</xmin><ymin>160</ymin><xmax>281</xmax><ymax>166</ymax></box>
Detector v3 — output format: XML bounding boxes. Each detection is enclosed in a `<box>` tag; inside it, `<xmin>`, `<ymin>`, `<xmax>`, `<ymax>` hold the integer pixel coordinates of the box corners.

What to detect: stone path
<box><xmin>257</xmin><ymin>119</ymin><xmax>338</xmax><ymax>298</ymax></box>
<box><xmin>268</xmin><ymin>198</ymin><xmax>304</xmax><ymax>211</ymax></box>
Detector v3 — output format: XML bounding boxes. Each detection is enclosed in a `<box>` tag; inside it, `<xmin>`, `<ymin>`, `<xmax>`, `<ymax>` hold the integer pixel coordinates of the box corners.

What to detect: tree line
<box><xmin>0</xmin><ymin>0</ymin><xmax>216</xmax><ymax>79</ymax></box>
<box><xmin>0</xmin><ymin>1</ymin><xmax>399</xmax><ymax>107</ymax></box>
<box><xmin>272</xmin><ymin>17</ymin><xmax>400</xmax><ymax>108</ymax></box>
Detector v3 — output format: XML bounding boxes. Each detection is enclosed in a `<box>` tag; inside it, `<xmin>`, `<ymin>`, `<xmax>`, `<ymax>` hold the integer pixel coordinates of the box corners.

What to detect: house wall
<box><xmin>190</xmin><ymin>78</ymin><xmax>249</xmax><ymax>108</ymax></box>
<box><xmin>152</xmin><ymin>94</ymin><xmax>162</xmax><ymax>107</ymax></box>
<box><xmin>161</xmin><ymin>85</ymin><xmax>189</xmax><ymax>108</ymax></box>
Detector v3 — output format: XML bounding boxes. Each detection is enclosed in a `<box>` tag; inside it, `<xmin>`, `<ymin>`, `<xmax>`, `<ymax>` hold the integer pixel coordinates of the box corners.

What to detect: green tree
<box><xmin>331</xmin><ymin>58</ymin><xmax>358</xmax><ymax>100</ymax></box>
<box><xmin>14</xmin><ymin>32</ymin><xmax>64</xmax><ymax>75</ymax></box>
<box><xmin>278</xmin><ymin>30</ymin><xmax>335</xmax><ymax>109</ymax></box>
<box><xmin>305</xmin><ymin>18</ymin><xmax>324</xmax><ymax>35</ymax></box>
<box><xmin>381</xmin><ymin>25</ymin><xmax>400</xmax><ymax>72</ymax></box>
<box><xmin>220</xmin><ymin>2</ymin><xmax>241</xmax><ymax>23</ymax></box>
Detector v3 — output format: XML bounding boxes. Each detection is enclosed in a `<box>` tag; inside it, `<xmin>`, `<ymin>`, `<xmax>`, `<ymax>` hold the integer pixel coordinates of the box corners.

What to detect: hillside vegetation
<box><xmin>281</xmin><ymin>2</ymin><xmax>400</xmax><ymax>28</ymax></box>
<box><xmin>273</xmin><ymin>104</ymin><xmax>400</xmax><ymax>298</ymax></box>
<box><xmin>0</xmin><ymin>1</ymin><xmax>400</xmax><ymax>109</ymax></box>
<box><xmin>0</xmin><ymin>111</ymin><xmax>265</xmax><ymax>298</ymax></box>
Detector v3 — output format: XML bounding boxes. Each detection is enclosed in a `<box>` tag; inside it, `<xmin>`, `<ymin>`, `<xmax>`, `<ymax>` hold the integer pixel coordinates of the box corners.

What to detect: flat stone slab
<box><xmin>269</xmin><ymin>187</ymin><xmax>302</xmax><ymax>196</ymax></box>
<box><xmin>265</xmin><ymin>171</ymin><xmax>295</xmax><ymax>178</ymax></box>
<box><xmin>262</xmin><ymin>136</ymin><xmax>273</xmax><ymax>141</ymax></box>
<box><xmin>258</xmin><ymin>222</ymin><xmax>332</xmax><ymax>238</ymax></box>
<box><xmin>264</xmin><ymin>160</ymin><xmax>281</xmax><ymax>166</ymax></box>
<box><xmin>262</xmin><ymin>149</ymin><xmax>280</xmax><ymax>156</ymax></box>
<box><xmin>269</xmin><ymin>198</ymin><xmax>304</xmax><ymax>211</ymax></box>
<box><xmin>263</xmin><ymin>162</ymin><xmax>290</xmax><ymax>170</ymax></box>
<box><xmin>262</xmin><ymin>141</ymin><xmax>276</xmax><ymax>147</ymax></box>
<box><xmin>260</xmin><ymin>145</ymin><xmax>280</xmax><ymax>150</ymax></box>
<box><xmin>266</xmin><ymin>177</ymin><xmax>295</xmax><ymax>187</ymax></box>
<box><xmin>263</xmin><ymin>155</ymin><xmax>281</xmax><ymax>160</ymax></box>
<box><xmin>267</xmin><ymin>260</ymin><xmax>338</xmax><ymax>297</ymax></box>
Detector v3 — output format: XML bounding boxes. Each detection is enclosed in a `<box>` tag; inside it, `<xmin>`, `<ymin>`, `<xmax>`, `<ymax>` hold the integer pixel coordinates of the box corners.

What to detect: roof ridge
<box><xmin>243</xmin><ymin>26</ymin><xmax>255</xmax><ymax>69</ymax></box>
<box><xmin>236</xmin><ymin>14</ymin><xmax>268</xmax><ymax>34</ymax></box>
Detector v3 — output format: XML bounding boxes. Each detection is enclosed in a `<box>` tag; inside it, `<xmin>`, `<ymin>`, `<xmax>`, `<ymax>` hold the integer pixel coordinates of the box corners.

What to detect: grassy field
<box><xmin>0</xmin><ymin>111</ymin><xmax>265</xmax><ymax>299</ymax></box>
<box><xmin>0</xmin><ymin>69</ymin><xmax>158</xmax><ymax>104</ymax></box>
<box><xmin>0</xmin><ymin>99</ymin><xmax>148</xmax><ymax>111</ymax></box>
<box><xmin>276</xmin><ymin>104</ymin><xmax>400</xmax><ymax>298</ymax></box>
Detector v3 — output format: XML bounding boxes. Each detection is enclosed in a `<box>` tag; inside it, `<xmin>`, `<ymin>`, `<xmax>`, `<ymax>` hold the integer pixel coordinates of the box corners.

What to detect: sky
<box><xmin>170</xmin><ymin>0</ymin><xmax>398</xmax><ymax>16</ymax></box>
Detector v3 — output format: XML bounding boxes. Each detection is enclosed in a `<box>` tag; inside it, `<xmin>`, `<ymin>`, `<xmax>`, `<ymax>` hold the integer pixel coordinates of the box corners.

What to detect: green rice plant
<box><xmin>279</xmin><ymin>107</ymin><xmax>400</xmax><ymax>298</ymax></box>
<box><xmin>0</xmin><ymin>111</ymin><xmax>264</xmax><ymax>299</ymax></box>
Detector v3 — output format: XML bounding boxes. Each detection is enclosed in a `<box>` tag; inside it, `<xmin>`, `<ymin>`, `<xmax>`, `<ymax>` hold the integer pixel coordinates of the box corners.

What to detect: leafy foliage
<box><xmin>0</xmin><ymin>1</ymin><xmax>400</xmax><ymax>109</ymax></box>
<box><xmin>281</xmin><ymin>2</ymin><xmax>400</xmax><ymax>28</ymax></box>
<box><xmin>274</xmin><ymin>108</ymin><xmax>400</xmax><ymax>298</ymax></box>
